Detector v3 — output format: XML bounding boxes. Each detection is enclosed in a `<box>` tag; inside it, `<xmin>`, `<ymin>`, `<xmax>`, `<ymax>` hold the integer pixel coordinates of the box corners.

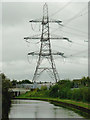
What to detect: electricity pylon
<box><xmin>24</xmin><ymin>3</ymin><xmax>71</xmax><ymax>83</ymax></box>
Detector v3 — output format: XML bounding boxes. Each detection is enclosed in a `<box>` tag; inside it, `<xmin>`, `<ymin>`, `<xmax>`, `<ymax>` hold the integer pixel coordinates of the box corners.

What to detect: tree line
<box><xmin>23</xmin><ymin>77</ymin><xmax>90</xmax><ymax>103</ymax></box>
<box><xmin>11</xmin><ymin>79</ymin><xmax>52</xmax><ymax>87</ymax></box>
<box><xmin>49</xmin><ymin>78</ymin><xmax>90</xmax><ymax>102</ymax></box>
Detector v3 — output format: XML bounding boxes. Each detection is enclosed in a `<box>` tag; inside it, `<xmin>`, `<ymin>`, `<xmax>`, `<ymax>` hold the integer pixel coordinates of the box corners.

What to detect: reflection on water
<box><xmin>9</xmin><ymin>100</ymin><xmax>83</xmax><ymax>118</ymax></box>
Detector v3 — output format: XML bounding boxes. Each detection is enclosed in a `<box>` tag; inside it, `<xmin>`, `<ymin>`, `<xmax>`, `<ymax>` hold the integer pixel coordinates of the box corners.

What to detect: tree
<box><xmin>49</xmin><ymin>84</ymin><xmax>59</xmax><ymax>98</ymax></box>
<box><xmin>11</xmin><ymin>80</ymin><xmax>17</xmax><ymax>87</ymax></box>
<box><xmin>1</xmin><ymin>73</ymin><xmax>12</xmax><ymax>119</ymax></box>
<box><xmin>17</xmin><ymin>79</ymin><xmax>32</xmax><ymax>84</ymax></box>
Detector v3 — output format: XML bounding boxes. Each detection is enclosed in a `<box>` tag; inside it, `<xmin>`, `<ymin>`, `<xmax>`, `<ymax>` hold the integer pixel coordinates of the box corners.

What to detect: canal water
<box><xmin>9</xmin><ymin>99</ymin><xmax>83</xmax><ymax>118</ymax></box>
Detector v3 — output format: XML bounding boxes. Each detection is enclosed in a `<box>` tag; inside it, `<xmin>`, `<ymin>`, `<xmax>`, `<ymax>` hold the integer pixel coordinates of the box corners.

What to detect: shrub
<box><xmin>82</xmin><ymin>87</ymin><xmax>90</xmax><ymax>102</ymax></box>
<box><xmin>72</xmin><ymin>89</ymin><xmax>83</xmax><ymax>101</ymax></box>
<box><xmin>1</xmin><ymin>73</ymin><xmax>12</xmax><ymax>119</ymax></box>
<box><xmin>67</xmin><ymin>88</ymin><xmax>90</xmax><ymax>102</ymax></box>
<box><xmin>58</xmin><ymin>88</ymin><xmax>69</xmax><ymax>99</ymax></box>
<box><xmin>67</xmin><ymin>90</ymin><xmax>73</xmax><ymax>99</ymax></box>
<box><xmin>49</xmin><ymin>84</ymin><xmax>59</xmax><ymax>98</ymax></box>
<box><xmin>41</xmin><ymin>85</ymin><xmax>47</xmax><ymax>91</ymax></box>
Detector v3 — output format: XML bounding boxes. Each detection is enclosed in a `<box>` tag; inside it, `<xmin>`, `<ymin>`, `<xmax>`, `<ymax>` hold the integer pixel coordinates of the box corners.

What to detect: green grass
<box><xmin>16</xmin><ymin>92</ymin><xmax>90</xmax><ymax>110</ymax></box>
<box><xmin>16</xmin><ymin>95</ymin><xmax>90</xmax><ymax>118</ymax></box>
<box><xmin>56</xmin><ymin>99</ymin><xmax>90</xmax><ymax>109</ymax></box>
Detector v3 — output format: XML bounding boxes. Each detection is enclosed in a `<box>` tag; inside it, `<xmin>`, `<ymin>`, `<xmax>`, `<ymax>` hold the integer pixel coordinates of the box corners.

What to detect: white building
<box><xmin>16</xmin><ymin>82</ymin><xmax>55</xmax><ymax>90</ymax></box>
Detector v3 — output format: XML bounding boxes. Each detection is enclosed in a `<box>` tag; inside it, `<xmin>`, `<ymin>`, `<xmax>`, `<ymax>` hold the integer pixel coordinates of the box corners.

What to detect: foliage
<box><xmin>49</xmin><ymin>84</ymin><xmax>59</xmax><ymax>98</ymax></box>
<box><xmin>21</xmin><ymin>87</ymin><xmax>49</xmax><ymax>98</ymax></box>
<box><xmin>18</xmin><ymin>79</ymin><xmax>32</xmax><ymax>84</ymax></box>
<box><xmin>18</xmin><ymin>77</ymin><xmax>90</xmax><ymax>104</ymax></box>
<box><xmin>11</xmin><ymin>79</ymin><xmax>33</xmax><ymax>88</ymax></box>
<box><xmin>41</xmin><ymin>85</ymin><xmax>47</xmax><ymax>91</ymax></box>
<box><xmin>68</xmin><ymin>87</ymin><xmax>90</xmax><ymax>102</ymax></box>
<box><xmin>73</xmin><ymin>76</ymin><xmax>90</xmax><ymax>88</ymax></box>
<box><xmin>11</xmin><ymin>80</ymin><xmax>17</xmax><ymax>87</ymax></box>
<box><xmin>1</xmin><ymin>73</ymin><xmax>13</xmax><ymax>119</ymax></box>
<box><xmin>50</xmin><ymin>80</ymin><xmax>73</xmax><ymax>99</ymax></box>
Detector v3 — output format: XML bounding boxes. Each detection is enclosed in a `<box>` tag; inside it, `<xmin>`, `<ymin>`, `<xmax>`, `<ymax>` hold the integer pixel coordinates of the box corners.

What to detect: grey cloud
<box><xmin>2</xmin><ymin>2</ymin><xmax>43</xmax><ymax>26</ymax></box>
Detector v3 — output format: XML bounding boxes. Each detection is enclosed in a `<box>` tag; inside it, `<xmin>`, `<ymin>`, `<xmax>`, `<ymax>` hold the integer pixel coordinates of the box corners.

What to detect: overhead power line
<box><xmin>50</xmin><ymin>25</ymin><xmax>87</xmax><ymax>35</ymax></box>
<box><xmin>62</xmin><ymin>25</ymin><xmax>88</xmax><ymax>35</ymax></box>
<box><xmin>60</xmin><ymin>29</ymin><xmax>87</xmax><ymax>38</ymax></box>
<box><xmin>50</xmin><ymin>26</ymin><xmax>88</xmax><ymax>44</ymax></box>
<box><xmin>68</xmin><ymin>49</ymin><xmax>88</xmax><ymax>58</ymax></box>
<box><xmin>64</xmin><ymin>6</ymin><xmax>88</xmax><ymax>25</ymax></box>
<box><xmin>50</xmin><ymin>1</ymin><xmax>72</xmax><ymax>17</ymax></box>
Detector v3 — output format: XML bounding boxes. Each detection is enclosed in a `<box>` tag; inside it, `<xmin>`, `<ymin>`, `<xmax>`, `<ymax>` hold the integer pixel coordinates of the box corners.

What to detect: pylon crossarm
<box><xmin>24</xmin><ymin>37</ymin><xmax>40</xmax><ymax>40</ymax></box>
<box><xmin>50</xmin><ymin>37</ymin><xmax>72</xmax><ymax>42</ymax></box>
<box><xmin>28</xmin><ymin>52</ymin><xmax>65</xmax><ymax>57</ymax></box>
<box><xmin>29</xmin><ymin>20</ymin><xmax>62</xmax><ymax>23</ymax></box>
<box><xmin>24</xmin><ymin>37</ymin><xmax>72</xmax><ymax>42</ymax></box>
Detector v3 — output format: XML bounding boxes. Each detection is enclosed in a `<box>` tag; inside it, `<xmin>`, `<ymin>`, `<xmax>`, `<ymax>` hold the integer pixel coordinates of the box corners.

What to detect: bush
<box><xmin>82</xmin><ymin>87</ymin><xmax>90</xmax><ymax>102</ymax></box>
<box><xmin>1</xmin><ymin>73</ymin><xmax>12</xmax><ymax>119</ymax></box>
<box><xmin>66</xmin><ymin>88</ymin><xmax>90</xmax><ymax>102</ymax></box>
<box><xmin>23</xmin><ymin>79</ymin><xmax>90</xmax><ymax>103</ymax></box>
<box><xmin>49</xmin><ymin>84</ymin><xmax>59</xmax><ymax>98</ymax></box>
<box><xmin>71</xmin><ymin>89</ymin><xmax>83</xmax><ymax>101</ymax></box>
<box><xmin>67</xmin><ymin>90</ymin><xmax>73</xmax><ymax>99</ymax></box>
<box><xmin>41</xmin><ymin>85</ymin><xmax>47</xmax><ymax>91</ymax></box>
<box><xmin>58</xmin><ymin>88</ymin><xmax>70</xmax><ymax>99</ymax></box>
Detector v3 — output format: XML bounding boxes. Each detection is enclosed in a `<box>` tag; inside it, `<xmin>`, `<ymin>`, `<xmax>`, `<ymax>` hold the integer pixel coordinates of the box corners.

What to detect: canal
<box><xmin>9</xmin><ymin>99</ymin><xmax>84</xmax><ymax>118</ymax></box>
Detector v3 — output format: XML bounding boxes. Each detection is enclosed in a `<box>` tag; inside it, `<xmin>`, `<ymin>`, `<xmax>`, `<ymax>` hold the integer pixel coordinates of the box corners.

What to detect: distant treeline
<box><xmin>11</xmin><ymin>79</ymin><xmax>33</xmax><ymax>87</ymax></box>
<box><xmin>11</xmin><ymin>79</ymin><xmax>52</xmax><ymax>87</ymax></box>
<box><xmin>11</xmin><ymin>76</ymin><xmax>90</xmax><ymax>87</ymax></box>
<box><xmin>22</xmin><ymin>77</ymin><xmax>90</xmax><ymax>103</ymax></box>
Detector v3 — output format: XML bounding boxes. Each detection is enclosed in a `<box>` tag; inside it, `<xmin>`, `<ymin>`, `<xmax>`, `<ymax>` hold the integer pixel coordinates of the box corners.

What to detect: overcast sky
<box><xmin>1</xmin><ymin>1</ymin><xmax>89</xmax><ymax>82</ymax></box>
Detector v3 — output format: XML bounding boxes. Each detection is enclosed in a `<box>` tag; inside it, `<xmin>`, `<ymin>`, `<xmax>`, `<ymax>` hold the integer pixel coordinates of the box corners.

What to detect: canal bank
<box><xmin>14</xmin><ymin>97</ymin><xmax>90</xmax><ymax>119</ymax></box>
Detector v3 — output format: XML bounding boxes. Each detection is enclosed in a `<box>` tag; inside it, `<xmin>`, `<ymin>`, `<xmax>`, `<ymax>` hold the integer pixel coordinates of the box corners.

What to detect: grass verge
<box><xmin>15</xmin><ymin>96</ymin><xmax>90</xmax><ymax>118</ymax></box>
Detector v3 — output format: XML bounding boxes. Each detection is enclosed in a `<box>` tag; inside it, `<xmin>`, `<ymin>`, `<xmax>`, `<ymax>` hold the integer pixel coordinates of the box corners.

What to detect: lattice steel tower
<box><xmin>24</xmin><ymin>3</ymin><xmax>71</xmax><ymax>83</ymax></box>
